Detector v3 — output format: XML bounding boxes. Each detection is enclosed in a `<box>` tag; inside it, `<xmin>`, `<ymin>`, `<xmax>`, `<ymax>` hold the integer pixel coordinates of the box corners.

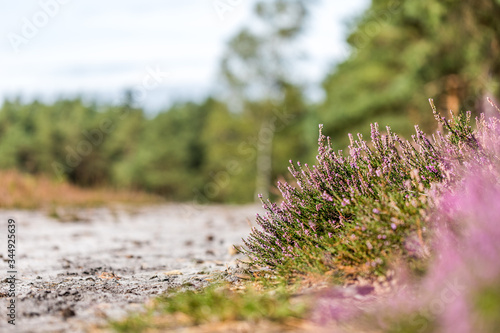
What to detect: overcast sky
<box><xmin>1</xmin><ymin>0</ymin><xmax>369</xmax><ymax>111</ymax></box>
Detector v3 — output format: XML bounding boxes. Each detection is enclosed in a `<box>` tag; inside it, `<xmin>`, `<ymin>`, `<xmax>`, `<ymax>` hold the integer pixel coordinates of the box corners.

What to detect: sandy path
<box><xmin>0</xmin><ymin>204</ymin><xmax>261</xmax><ymax>333</ymax></box>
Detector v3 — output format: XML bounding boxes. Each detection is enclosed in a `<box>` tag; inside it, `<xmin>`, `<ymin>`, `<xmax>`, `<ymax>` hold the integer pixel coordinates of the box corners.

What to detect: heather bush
<box><xmin>319</xmin><ymin>156</ymin><xmax>500</xmax><ymax>333</ymax></box>
<box><xmin>242</xmin><ymin>100</ymin><xmax>479</xmax><ymax>277</ymax></box>
<box><xmin>311</xmin><ymin>100</ymin><xmax>500</xmax><ymax>332</ymax></box>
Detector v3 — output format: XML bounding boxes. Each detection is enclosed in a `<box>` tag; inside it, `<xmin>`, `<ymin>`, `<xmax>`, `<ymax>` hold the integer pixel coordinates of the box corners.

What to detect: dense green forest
<box><xmin>1</xmin><ymin>0</ymin><xmax>499</xmax><ymax>203</ymax></box>
<box><xmin>0</xmin><ymin>96</ymin><xmax>310</xmax><ymax>203</ymax></box>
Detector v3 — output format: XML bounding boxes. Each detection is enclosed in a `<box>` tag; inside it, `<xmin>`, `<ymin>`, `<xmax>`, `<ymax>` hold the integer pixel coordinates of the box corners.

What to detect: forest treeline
<box><xmin>1</xmin><ymin>0</ymin><xmax>499</xmax><ymax>203</ymax></box>
<box><xmin>0</xmin><ymin>96</ymin><xmax>311</xmax><ymax>203</ymax></box>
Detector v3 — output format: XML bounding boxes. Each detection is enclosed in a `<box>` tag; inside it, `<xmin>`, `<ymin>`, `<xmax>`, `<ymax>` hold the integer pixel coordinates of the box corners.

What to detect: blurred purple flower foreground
<box><xmin>314</xmin><ymin>102</ymin><xmax>500</xmax><ymax>332</ymax></box>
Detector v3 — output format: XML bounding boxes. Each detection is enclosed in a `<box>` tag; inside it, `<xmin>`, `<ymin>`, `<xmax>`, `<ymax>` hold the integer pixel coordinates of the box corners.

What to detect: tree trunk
<box><xmin>254</xmin><ymin>121</ymin><xmax>274</xmax><ymax>200</ymax></box>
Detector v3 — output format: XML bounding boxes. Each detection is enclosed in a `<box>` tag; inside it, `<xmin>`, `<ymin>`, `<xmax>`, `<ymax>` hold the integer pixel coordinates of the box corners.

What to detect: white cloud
<box><xmin>0</xmin><ymin>0</ymin><xmax>368</xmax><ymax>110</ymax></box>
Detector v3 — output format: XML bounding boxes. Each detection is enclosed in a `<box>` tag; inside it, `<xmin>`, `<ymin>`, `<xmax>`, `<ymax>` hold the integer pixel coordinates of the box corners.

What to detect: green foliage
<box><xmin>474</xmin><ymin>284</ymin><xmax>500</xmax><ymax>331</ymax></box>
<box><xmin>111</xmin><ymin>283</ymin><xmax>306</xmax><ymax>332</ymax></box>
<box><xmin>0</xmin><ymin>96</ymin><xmax>310</xmax><ymax>203</ymax></box>
<box><xmin>220</xmin><ymin>0</ymin><xmax>313</xmax><ymax>199</ymax></box>
<box><xmin>320</xmin><ymin>0</ymin><xmax>500</xmax><ymax>149</ymax></box>
<box><xmin>158</xmin><ymin>284</ymin><xmax>303</xmax><ymax>323</ymax></box>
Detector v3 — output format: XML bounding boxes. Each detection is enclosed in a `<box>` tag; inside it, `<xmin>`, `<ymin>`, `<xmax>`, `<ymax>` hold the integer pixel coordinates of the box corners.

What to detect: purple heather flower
<box><xmin>322</xmin><ymin>192</ymin><xmax>334</xmax><ymax>202</ymax></box>
<box><xmin>426</xmin><ymin>165</ymin><xmax>438</xmax><ymax>173</ymax></box>
<box><xmin>372</xmin><ymin>208</ymin><xmax>380</xmax><ymax>214</ymax></box>
<box><xmin>391</xmin><ymin>223</ymin><xmax>397</xmax><ymax>230</ymax></box>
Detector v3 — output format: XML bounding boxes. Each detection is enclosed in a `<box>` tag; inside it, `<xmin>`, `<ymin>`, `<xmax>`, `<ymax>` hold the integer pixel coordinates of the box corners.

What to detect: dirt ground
<box><xmin>0</xmin><ymin>204</ymin><xmax>263</xmax><ymax>333</ymax></box>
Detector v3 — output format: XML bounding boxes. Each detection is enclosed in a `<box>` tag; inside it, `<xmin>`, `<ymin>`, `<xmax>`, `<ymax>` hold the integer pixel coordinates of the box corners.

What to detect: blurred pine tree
<box><xmin>319</xmin><ymin>0</ymin><xmax>500</xmax><ymax>148</ymax></box>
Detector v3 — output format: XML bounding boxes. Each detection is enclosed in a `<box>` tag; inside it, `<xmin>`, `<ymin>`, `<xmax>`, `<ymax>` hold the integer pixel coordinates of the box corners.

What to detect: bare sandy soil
<box><xmin>0</xmin><ymin>204</ymin><xmax>262</xmax><ymax>333</ymax></box>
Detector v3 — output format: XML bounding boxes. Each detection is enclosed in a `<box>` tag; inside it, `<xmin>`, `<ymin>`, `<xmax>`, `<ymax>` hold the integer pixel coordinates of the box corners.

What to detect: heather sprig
<box><xmin>242</xmin><ymin>100</ymin><xmax>479</xmax><ymax>277</ymax></box>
